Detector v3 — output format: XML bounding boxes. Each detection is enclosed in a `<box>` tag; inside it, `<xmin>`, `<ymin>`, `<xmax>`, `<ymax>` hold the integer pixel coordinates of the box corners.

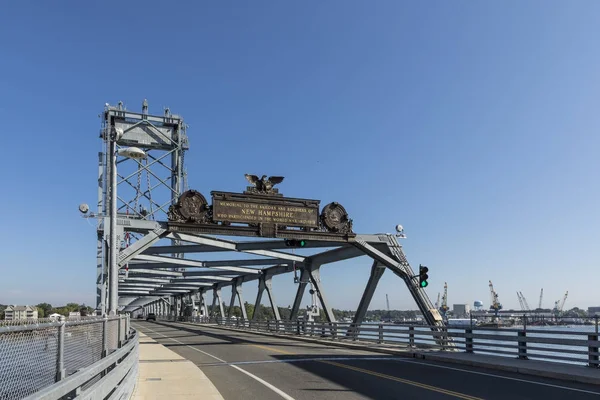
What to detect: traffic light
<box><xmin>419</xmin><ymin>265</ymin><xmax>429</xmax><ymax>288</ymax></box>
<box><xmin>285</xmin><ymin>239</ymin><xmax>307</xmax><ymax>247</ymax></box>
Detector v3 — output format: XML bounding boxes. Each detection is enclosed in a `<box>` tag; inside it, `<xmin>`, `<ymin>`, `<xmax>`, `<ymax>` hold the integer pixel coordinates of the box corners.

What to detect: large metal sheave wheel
<box><xmin>321</xmin><ymin>202</ymin><xmax>351</xmax><ymax>233</ymax></box>
<box><xmin>178</xmin><ymin>190</ymin><xmax>208</xmax><ymax>222</ymax></box>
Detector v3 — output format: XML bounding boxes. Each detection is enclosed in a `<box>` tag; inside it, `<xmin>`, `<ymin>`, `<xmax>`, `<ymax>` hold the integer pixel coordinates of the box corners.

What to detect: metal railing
<box><xmin>196</xmin><ymin>318</ymin><xmax>600</xmax><ymax>368</ymax></box>
<box><xmin>0</xmin><ymin>315</ymin><xmax>138</xmax><ymax>400</ymax></box>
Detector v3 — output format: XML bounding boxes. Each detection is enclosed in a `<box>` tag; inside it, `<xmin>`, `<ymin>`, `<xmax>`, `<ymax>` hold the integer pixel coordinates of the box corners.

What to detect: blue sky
<box><xmin>0</xmin><ymin>2</ymin><xmax>599</xmax><ymax>311</ymax></box>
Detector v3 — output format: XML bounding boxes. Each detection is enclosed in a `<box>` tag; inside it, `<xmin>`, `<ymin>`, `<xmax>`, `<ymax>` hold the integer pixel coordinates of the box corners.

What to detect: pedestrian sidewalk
<box><xmin>131</xmin><ymin>332</ymin><xmax>224</xmax><ymax>400</ymax></box>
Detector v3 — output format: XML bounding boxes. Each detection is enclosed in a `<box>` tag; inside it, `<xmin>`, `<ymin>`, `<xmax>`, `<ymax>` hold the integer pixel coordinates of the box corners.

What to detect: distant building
<box><xmin>588</xmin><ymin>307</ymin><xmax>600</xmax><ymax>316</ymax></box>
<box><xmin>48</xmin><ymin>313</ymin><xmax>62</xmax><ymax>319</ymax></box>
<box><xmin>4</xmin><ymin>305</ymin><xmax>38</xmax><ymax>320</ymax></box>
<box><xmin>453</xmin><ymin>304</ymin><xmax>471</xmax><ymax>317</ymax></box>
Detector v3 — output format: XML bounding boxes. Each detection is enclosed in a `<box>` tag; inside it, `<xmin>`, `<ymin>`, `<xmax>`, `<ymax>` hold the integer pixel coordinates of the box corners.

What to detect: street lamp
<box><xmin>108</xmin><ymin>128</ymin><xmax>147</xmax><ymax>316</ymax></box>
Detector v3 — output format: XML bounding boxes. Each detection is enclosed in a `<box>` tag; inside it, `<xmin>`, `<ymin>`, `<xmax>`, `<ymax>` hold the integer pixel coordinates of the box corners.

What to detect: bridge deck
<box><xmin>132</xmin><ymin>321</ymin><xmax>600</xmax><ymax>400</ymax></box>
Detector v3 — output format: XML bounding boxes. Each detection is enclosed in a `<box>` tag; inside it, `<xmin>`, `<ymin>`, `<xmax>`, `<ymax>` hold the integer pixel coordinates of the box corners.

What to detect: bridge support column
<box><xmin>264</xmin><ymin>276</ymin><xmax>281</xmax><ymax>321</ymax></box>
<box><xmin>252</xmin><ymin>278</ymin><xmax>265</xmax><ymax>321</ymax></box>
<box><xmin>212</xmin><ymin>286</ymin><xmax>225</xmax><ymax>319</ymax></box>
<box><xmin>202</xmin><ymin>292</ymin><xmax>208</xmax><ymax>317</ymax></box>
<box><xmin>350</xmin><ymin>261</ymin><xmax>385</xmax><ymax>329</ymax></box>
<box><xmin>308</xmin><ymin>265</ymin><xmax>336</xmax><ymax>323</ymax></box>
<box><xmin>197</xmin><ymin>290</ymin><xmax>206</xmax><ymax>317</ymax></box>
<box><xmin>228</xmin><ymin>279</ymin><xmax>247</xmax><ymax>321</ymax></box>
<box><xmin>179</xmin><ymin>296</ymin><xmax>185</xmax><ymax>317</ymax></box>
<box><xmin>253</xmin><ymin>274</ymin><xmax>281</xmax><ymax>321</ymax></box>
<box><xmin>290</xmin><ymin>268</ymin><xmax>309</xmax><ymax>320</ymax></box>
<box><xmin>171</xmin><ymin>296</ymin><xmax>177</xmax><ymax>320</ymax></box>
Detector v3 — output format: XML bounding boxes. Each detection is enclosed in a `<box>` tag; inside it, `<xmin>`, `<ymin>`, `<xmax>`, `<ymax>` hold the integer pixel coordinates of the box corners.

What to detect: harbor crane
<box><xmin>440</xmin><ymin>282</ymin><xmax>449</xmax><ymax>318</ymax></box>
<box><xmin>517</xmin><ymin>291</ymin><xmax>531</xmax><ymax>311</ymax></box>
<box><xmin>435</xmin><ymin>292</ymin><xmax>440</xmax><ymax>309</ymax></box>
<box><xmin>517</xmin><ymin>291</ymin><xmax>525</xmax><ymax>311</ymax></box>
<box><xmin>520</xmin><ymin>291</ymin><xmax>531</xmax><ymax>311</ymax></box>
<box><xmin>553</xmin><ymin>291</ymin><xmax>568</xmax><ymax>315</ymax></box>
<box><xmin>489</xmin><ymin>280</ymin><xmax>502</xmax><ymax>318</ymax></box>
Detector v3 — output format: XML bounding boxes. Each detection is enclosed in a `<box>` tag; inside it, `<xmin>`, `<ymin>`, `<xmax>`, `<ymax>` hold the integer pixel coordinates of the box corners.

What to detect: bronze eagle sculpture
<box><xmin>245</xmin><ymin>174</ymin><xmax>285</xmax><ymax>193</ymax></box>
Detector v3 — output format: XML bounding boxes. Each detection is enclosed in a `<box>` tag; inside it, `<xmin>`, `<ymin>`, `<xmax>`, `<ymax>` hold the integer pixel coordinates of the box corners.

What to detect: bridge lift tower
<box><xmin>94</xmin><ymin>100</ymin><xmax>189</xmax><ymax>315</ymax></box>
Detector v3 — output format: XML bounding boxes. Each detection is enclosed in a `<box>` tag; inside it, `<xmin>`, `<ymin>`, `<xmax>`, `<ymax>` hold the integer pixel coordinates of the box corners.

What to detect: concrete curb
<box><xmin>163</xmin><ymin>321</ymin><xmax>600</xmax><ymax>387</ymax></box>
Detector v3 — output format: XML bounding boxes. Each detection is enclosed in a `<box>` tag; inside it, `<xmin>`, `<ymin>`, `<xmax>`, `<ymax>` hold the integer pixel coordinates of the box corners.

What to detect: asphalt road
<box><xmin>132</xmin><ymin>320</ymin><xmax>600</xmax><ymax>400</ymax></box>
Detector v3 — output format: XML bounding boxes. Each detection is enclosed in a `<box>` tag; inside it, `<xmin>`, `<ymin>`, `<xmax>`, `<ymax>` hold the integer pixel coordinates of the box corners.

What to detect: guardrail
<box><xmin>0</xmin><ymin>315</ymin><xmax>138</xmax><ymax>400</ymax></box>
<box><xmin>181</xmin><ymin>317</ymin><xmax>599</xmax><ymax>368</ymax></box>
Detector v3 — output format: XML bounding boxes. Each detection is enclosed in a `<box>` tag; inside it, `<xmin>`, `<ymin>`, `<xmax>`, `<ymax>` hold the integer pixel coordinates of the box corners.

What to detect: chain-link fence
<box><xmin>0</xmin><ymin>315</ymin><xmax>131</xmax><ymax>400</ymax></box>
<box><xmin>0</xmin><ymin>318</ymin><xmax>57</xmax><ymax>327</ymax></box>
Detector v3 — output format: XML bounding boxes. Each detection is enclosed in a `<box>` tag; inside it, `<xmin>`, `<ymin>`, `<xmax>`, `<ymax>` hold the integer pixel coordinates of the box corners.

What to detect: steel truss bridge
<box><xmin>93</xmin><ymin>100</ymin><xmax>444</xmax><ymax>333</ymax></box>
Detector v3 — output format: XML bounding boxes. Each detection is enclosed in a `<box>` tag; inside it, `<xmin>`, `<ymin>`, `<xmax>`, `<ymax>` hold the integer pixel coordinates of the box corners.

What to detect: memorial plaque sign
<box><xmin>168</xmin><ymin>174</ymin><xmax>354</xmax><ymax>238</ymax></box>
<box><xmin>212</xmin><ymin>192</ymin><xmax>319</xmax><ymax>228</ymax></box>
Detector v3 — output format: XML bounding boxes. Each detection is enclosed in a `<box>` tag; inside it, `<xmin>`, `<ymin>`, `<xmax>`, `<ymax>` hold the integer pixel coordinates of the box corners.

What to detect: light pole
<box><xmin>108</xmin><ymin>126</ymin><xmax>146</xmax><ymax>315</ymax></box>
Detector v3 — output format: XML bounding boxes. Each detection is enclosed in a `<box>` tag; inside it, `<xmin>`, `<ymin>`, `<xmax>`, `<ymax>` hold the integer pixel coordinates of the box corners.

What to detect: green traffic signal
<box><xmin>419</xmin><ymin>265</ymin><xmax>429</xmax><ymax>288</ymax></box>
<box><xmin>285</xmin><ymin>239</ymin><xmax>307</xmax><ymax>248</ymax></box>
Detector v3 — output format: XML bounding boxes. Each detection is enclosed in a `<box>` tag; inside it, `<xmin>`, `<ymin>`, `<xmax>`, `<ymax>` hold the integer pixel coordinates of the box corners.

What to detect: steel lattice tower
<box><xmin>96</xmin><ymin>100</ymin><xmax>188</xmax><ymax>314</ymax></box>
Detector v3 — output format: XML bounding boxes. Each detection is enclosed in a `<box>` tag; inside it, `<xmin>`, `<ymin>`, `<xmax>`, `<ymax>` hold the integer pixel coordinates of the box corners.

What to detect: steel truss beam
<box><xmin>168</xmin><ymin>232</ymin><xmax>306</xmax><ymax>262</ymax></box>
<box><xmin>132</xmin><ymin>254</ymin><xmax>261</xmax><ymax>274</ymax></box>
<box><xmin>182</xmin><ymin>270</ymin><xmax>237</xmax><ymax>277</ymax></box>
<box><xmin>177</xmin><ymin>276</ymin><xmax>233</xmax><ymax>282</ymax></box>
<box><xmin>127</xmin><ymin>258</ymin><xmax>290</xmax><ymax>268</ymax></box>
<box><xmin>119</xmin><ymin>283</ymin><xmax>162</xmax><ymax>288</ymax></box>
<box><xmin>114</xmin><ymin>220</ymin><xmax>441</xmax><ymax>334</ymax></box>
<box><xmin>118</xmin><ymin>228</ymin><xmax>167</xmax><ymax>267</ymax></box>
<box><xmin>127</xmin><ymin>269</ymin><xmax>183</xmax><ymax>277</ymax></box>
<box><xmin>119</xmin><ymin>277</ymin><xmax>172</xmax><ymax>283</ymax></box>
<box><xmin>143</xmin><ymin>240</ymin><xmax>344</xmax><ymax>255</ymax></box>
<box><xmin>353</xmin><ymin>237</ymin><xmax>443</xmax><ymax>328</ymax></box>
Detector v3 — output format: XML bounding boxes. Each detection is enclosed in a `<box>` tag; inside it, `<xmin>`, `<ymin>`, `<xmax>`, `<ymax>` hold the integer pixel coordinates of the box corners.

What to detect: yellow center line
<box><xmin>251</xmin><ymin>344</ymin><xmax>295</xmax><ymax>355</ymax></box>
<box><xmin>249</xmin><ymin>344</ymin><xmax>483</xmax><ymax>400</ymax></box>
<box><xmin>321</xmin><ymin>360</ymin><xmax>484</xmax><ymax>400</ymax></box>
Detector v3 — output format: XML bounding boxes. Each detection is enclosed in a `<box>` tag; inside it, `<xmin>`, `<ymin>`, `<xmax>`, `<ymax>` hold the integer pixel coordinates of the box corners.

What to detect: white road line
<box><xmin>136</xmin><ymin>324</ymin><xmax>296</xmax><ymax>400</ymax></box>
<box><xmin>229</xmin><ymin>364</ymin><xmax>296</xmax><ymax>400</ymax></box>
<box><xmin>403</xmin><ymin>359</ymin><xmax>600</xmax><ymax>395</ymax></box>
<box><xmin>201</xmin><ymin>356</ymin><xmax>410</xmax><ymax>367</ymax></box>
